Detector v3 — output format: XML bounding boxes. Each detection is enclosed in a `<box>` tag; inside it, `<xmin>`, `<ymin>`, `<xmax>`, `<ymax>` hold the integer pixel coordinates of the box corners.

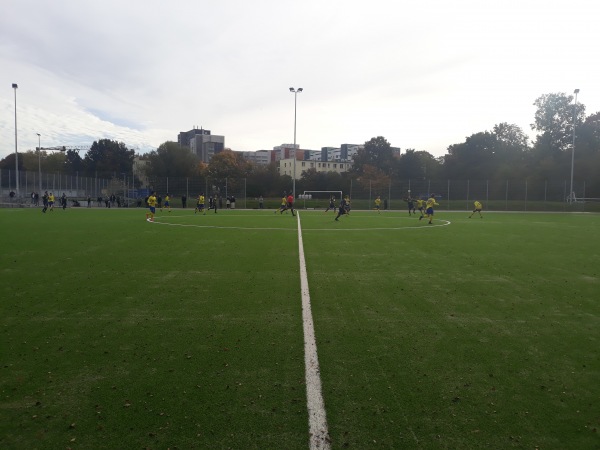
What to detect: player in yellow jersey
<box><xmin>422</xmin><ymin>193</ymin><xmax>439</xmax><ymax>224</ymax></box>
<box><xmin>195</xmin><ymin>193</ymin><xmax>206</xmax><ymax>215</ymax></box>
<box><xmin>469</xmin><ymin>200</ymin><xmax>483</xmax><ymax>218</ymax></box>
<box><xmin>146</xmin><ymin>191</ymin><xmax>157</xmax><ymax>222</ymax></box>
<box><xmin>344</xmin><ymin>195</ymin><xmax>351</xmax><ymax>215</ymax></box>
<box><xmin>374</xmin><ymin>196</ymin><xmax>381</xmax><ymax>214</ymax></box>
<box><xmin>48</xmin><ymin>192</ymin><xmax>55</xmax><ymax>211</ymax></box>
<box><xmin>276</xmin><ymin>194</ymin><xmax>288</xmax><ymax>214</ymax></box>
<box><xmin>415</xmin><ymin>198</ymin><xmax>425</xmax><ymax>219</ymax></box>
<box><xmin>162</xmin><ymin>193</ymin><xmax>171</xmax><ymax>212</ymax></box>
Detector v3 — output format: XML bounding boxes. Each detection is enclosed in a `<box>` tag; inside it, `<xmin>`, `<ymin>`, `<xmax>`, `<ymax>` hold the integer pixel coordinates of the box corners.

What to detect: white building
<box><xmin>278</xmin><ymin>157</ymin><xmax>352</xmax><ymax>180</ymax></box>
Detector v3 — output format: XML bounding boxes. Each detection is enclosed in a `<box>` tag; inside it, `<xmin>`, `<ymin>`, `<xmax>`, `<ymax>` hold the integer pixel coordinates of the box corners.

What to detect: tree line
<box><xmin>2</xmin><ymin>92</ymin><xmax>599</xmax><ymax>197</ymax></box>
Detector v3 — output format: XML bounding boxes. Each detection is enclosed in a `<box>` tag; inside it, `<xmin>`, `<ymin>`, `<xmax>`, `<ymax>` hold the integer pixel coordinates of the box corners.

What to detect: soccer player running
<box><xmin>334</xmin><ymin>196</ymin><xmax>350</xmax><ymax>221</ymax></box>
<box><xmin>276</xmin><ymin>194</ymin><xmax>288</xmax><ymax>214</ymax></box>
<box><xmin>286</xmin><ymin>193</ymin><xmax>296</xmax><ymax>216</ymax></box>
<box><xmin>41</xmin><ymin>191</ymin><xmax>49</xmax><ymax>213</ymax></box>
<box><xmin>48</xmin><ymin>192</ymin><xmax>55</xmax><ymax>212</ymax></box>
<box><xmin>374</xmin><ymin>196</ymin><xmax>382</xmax><ymax>214</ymax></box>
<box><xmin>469</xmin><ymin>200</ymin><xmax>483</xmax><ymax>218</ymax></box>
<box><xmin>416</xmin><ymin>198</ymin><xmax>425</xmax><ymax>219</ymax></box>
<box><xmin>162</xmin><ymin>193</ymin><xmax>171</xmax><ymax>212</ymax></box>
<box><xmin>146</xmin><ymin>191</ymin><xmax>157</xmax><ymax>222</ymax></box>
<box><xmin>195</xmin><ymin>193</ymin><xmax>206</xmax><ymax>215</ymax></box>
<box><xmin>422</xmin><ymin>193</ymin><xmax>439</xmax><ymax>224</ymax></box>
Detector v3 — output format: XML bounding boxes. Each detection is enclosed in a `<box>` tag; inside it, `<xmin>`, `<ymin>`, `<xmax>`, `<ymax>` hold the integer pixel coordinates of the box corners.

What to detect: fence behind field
<box><xmin>2</xmin><ymin>169</ymin><xmax>598</xmax><ymax>212</ymax></box>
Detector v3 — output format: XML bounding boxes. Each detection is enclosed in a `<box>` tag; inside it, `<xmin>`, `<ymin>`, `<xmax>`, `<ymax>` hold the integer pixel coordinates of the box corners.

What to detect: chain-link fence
<box><xmin>0</xmin><ymin>169</ymin><xmax>134</xmax><ymax>207</ymax></box>
<box><xmin>2</xmin><ymin>169</ymin><xmax>598</xmax><ymax>212</ymax></box>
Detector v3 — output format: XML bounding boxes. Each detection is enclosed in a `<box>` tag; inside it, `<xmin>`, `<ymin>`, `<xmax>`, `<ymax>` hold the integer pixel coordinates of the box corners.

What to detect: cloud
<box><xmin>1</xmin><ymin>0</ymin><xmax>599</xmax><ymax>160</ymax></box>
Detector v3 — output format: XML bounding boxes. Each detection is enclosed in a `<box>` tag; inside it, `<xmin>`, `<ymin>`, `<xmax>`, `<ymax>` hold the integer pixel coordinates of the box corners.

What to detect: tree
<box><xmin>202</xmin><ymin>150</ymin><xmax>252</xmax><ymax>181</ymax></box>
<box><xmin>299</xmin><ymin>168</ymin><xmax>344</xmax><ymax>193</ymax></box>
<box><xmin>444</xmin><ymin>131</ymin><xmax>497</xmax><ymax>179</ymax></box>
<box><xmin>493</xmin><ymin>122</ymin><xmax>529</xmax><ymax>152</ymax></box>
<box><xmin>83</xmin><ymin>139</ymin><xmax>135</xmax><ymax>176</ymax></box>
<box><xmin>0</xmin><ymin>152</ymin><xmax>25</xmax><ymax>171</ymax></box>
<box><xmin>145</xmin><ymin>141</ymin><xmax>199</xmax><ymax>178</ymax></box>
<box><xmin>64</xmin><ymin>149</ymin><xmax>85</xmax><ymax>175</ymax></box>
<box><xmin>246</xmin><ymin>163</ymin><xmax>286</xmax><ymax>197</ymax></box>
<box><xmin>531</xmin><ymin>92</ymin><xmax>585</xmax><ymax>155</ymax></box>
<box><xmin>573</xmin><ymin>111</ymin><xmax>600</xmax><ymax>196</ymax></box>
<box><xmin>356</xmin><ymin>164</ymin><xmax>390</xmax><ymax>194</ymax></box>
<box><xmin>397</xmin><ymin>149</ymin><xmax>441</xmax><ymax>180</ymax></box>
<box><xmin>350</xmin><ymin>136</ymin><xmax>396</xmax><ymax>176</ymax></box>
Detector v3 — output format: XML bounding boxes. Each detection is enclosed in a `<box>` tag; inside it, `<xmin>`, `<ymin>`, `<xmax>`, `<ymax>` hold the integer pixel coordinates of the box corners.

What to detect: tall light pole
<box><xmin>12</xmin><ymin>83</ymin><xmax>19</xmax><ymax>196</ymax></box>
<box><xmin>569</xmin><ymin>88</ymin><xmax>580</xmax><ymax>202</ymax></box>
<box><xmin>37</xmin><ymin>133</ymin><xmax>42</xmax><ymax>192</ymax></box>
<box><xmin>289</xmin><ymin>87</ymin><xmax>303</xmax><ymax>199</ymax></box>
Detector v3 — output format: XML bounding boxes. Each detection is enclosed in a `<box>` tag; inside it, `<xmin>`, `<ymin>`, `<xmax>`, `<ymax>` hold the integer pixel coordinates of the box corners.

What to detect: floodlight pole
<box><xmin>569</xmin><ymin>88</ymin><xmax>579</xmax><ymax>203</ymax></box>
<box><xmin>12</xmin><ymin>83</ymin><xmax>19</xmax><ymax>196</ymax></box>
<box><xmin>289</xmin><ymin>87</ymin><xmax>303</xmax><ymax>199</ymax></box>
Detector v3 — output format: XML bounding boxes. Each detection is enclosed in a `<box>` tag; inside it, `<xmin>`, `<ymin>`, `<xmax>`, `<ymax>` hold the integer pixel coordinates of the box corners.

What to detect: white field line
<box><xmin>297</xmin><ymin>212</ymin><xmax>331</xmax><ymax>450</ymax></box>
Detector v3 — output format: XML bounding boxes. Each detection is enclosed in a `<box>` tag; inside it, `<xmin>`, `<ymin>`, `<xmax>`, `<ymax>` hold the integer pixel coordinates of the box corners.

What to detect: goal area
<box><xmin>298</xmin><ymin>190</ymin><xmax>343</xmax><ymax>209</ymax></box>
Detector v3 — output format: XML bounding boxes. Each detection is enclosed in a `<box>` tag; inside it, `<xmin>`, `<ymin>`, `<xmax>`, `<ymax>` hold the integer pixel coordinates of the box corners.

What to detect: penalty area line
<box><xmin>297</xmin><ymin>212</ymin><xmax>331</xmax><ymax>449</ymax></box>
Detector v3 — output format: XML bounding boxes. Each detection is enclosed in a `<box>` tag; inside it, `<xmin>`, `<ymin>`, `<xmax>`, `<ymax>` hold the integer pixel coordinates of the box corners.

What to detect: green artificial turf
<box><xmin>1</xmin><ymin>207</ymin><xmax>599</xmax><ymax>449</ymax></box>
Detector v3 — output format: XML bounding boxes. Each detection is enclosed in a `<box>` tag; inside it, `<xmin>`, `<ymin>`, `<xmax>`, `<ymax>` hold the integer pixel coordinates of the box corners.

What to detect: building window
<box><xmin>302</xmin><ymin>162</ymin><xmax>305</xmax><ymax>167</ymax></box>
<box><xmin>333</xmin><ymin>164</ymin><xmax>337</xmax><ymax>168</ymax></box>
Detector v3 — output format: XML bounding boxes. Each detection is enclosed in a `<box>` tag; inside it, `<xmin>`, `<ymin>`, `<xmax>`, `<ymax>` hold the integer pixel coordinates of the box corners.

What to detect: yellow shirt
<box><xmin>474</xmin><ymin>201</ymin><xmax>482</xmax><ymax>210</ymax></box>
<box><xmin>426</xmin><ymin>197</ymin><xmax>438</xmax><ymax>208</ymax></box>
<box><xmin>148</xmin><ymin>195</ymin><xmax>157</xmax><ymax>207</ymax></box>
<box><xmin>375</xmin><ymin>198</ymin><xmax>381</xmax><ymax>207</ymax></box>
<box><xmin>198</xmin><ymin>195</ymin><xmax>205</xmax><ymax>204</ymax></box>
<box><xmin>48</xmin><ymin>194</ymin><xmax>55</xmax><ymax>203</ymax></box>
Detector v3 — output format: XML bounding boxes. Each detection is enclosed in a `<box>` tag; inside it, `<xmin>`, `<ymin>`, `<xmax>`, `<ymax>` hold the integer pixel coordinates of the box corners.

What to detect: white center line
<box><xmin>297</xmin><ymin>212</ymin><xmax>331</xmax><ymax>449</ymax></box>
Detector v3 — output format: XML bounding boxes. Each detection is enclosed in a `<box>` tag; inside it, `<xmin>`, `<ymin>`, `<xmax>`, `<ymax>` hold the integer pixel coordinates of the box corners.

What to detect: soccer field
<box><xmin>1</xmin><ymin>207</ymin><xmax>599</xmax><ymax>449</ymax></box>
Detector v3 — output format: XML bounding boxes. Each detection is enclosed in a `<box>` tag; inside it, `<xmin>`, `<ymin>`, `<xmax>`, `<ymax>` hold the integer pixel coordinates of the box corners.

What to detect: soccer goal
<box><xmin>299</xmin><ymin>190</ymin><xmax>343</xmax><ymax>209</ymax></box>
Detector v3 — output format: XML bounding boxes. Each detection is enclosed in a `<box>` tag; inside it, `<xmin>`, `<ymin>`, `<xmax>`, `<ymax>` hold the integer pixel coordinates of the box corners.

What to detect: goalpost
<box><xmin>299</xmin><ymin>190</ymin><xmax>343</xmax><ymax>209</ymax></box>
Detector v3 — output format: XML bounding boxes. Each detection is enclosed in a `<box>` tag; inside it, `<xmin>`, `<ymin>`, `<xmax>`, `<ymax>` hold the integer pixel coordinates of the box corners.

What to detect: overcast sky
<box><xmin>1</xmin><ymin>0</ymin><xmax>598</xmax><ymax>160</ymax></box>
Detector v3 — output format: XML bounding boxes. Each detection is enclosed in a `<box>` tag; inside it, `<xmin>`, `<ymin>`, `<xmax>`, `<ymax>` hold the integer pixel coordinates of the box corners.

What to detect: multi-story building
<box><xmin>278</xmin><ymin>157</ymin><xmax>352</xmax><ymax>180</ymax></box>
<box><xmin>178</xmin><ymin>127</ymin><xmax>225</xmax><ymax>163</ymax></box>
<box><xmin>241</xmin><ymin>150</ymin><xmax>273</xmax><ymax>165</ymax></box>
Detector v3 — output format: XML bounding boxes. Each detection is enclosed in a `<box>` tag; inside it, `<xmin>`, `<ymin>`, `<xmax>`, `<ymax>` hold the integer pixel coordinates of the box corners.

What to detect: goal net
<box><xmin>299</xmin><ymin>190</ymin><xmax>343</xmax><ymax>209</ymax></box>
